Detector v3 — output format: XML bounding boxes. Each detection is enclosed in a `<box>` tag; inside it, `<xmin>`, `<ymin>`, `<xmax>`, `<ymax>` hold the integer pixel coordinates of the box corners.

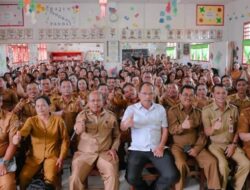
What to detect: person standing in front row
<box><xmin>202</xmin><ymin>84</ymin><xmax>250</xmax><ymax>190</ymax></box>
<box><xmin>121</xmin><ymin>82</ymin><xmax>179</xmax><ymax>190</ymax></box>
<box><xmin>168</xmin><ymin>85</ymin><xmax>221</xmax><ymax>190</ymax></box>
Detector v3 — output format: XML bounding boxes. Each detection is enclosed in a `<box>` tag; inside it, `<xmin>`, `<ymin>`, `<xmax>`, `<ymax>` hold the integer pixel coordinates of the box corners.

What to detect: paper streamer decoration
<box><xmin>124</xmin><ymin>16</ymin><xmax>129</xmax><ymax>21</ymax></box>
<box><xmin>159</xmin><ymin>18</ymin><xmax>164</xmax><ymax>23</ymax></box>
<box><xmin>134</xmin><ymin>13</ymin><xmax>139</xmax><ymax>18</ymax></box>
<box><xmin>166</xmin><ymin>2</ymin><xmax>171</xmax><ymax>13</ymax></box>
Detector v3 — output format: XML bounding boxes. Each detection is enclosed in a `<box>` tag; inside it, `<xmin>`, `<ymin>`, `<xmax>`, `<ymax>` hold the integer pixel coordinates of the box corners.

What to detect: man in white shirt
<box><xmin>121</xmin><ymin>82</ymin><xmax>179</xmax><ymax>190</ymax></box>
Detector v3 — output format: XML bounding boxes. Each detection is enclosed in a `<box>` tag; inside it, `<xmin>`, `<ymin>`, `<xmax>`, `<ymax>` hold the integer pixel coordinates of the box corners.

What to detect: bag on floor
<box><xmin>26</xmin><ymin>179</ymin><xmax>55</xmax><ymax>190</ymax></box>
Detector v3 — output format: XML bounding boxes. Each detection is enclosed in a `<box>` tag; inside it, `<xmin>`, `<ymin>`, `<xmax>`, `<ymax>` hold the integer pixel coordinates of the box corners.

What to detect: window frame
<box><xmin>190</xmin><ymin>43</ymin><xmax>210</xmax><ymax>62</ymax></box>
<box><xmin>243</xmin><ymin>21</ymin><xmax>250</xmax><ymax>64</ymax></box>
<box><xmin>166</xmin><ymin>42</ymin><xmax>177</xmax><ymax>60</ymax></box>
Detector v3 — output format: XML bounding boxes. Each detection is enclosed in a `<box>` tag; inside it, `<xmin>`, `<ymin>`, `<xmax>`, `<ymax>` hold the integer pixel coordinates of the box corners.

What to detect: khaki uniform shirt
<box><xmin>202</xmin><ymin>102</ymin><xmax>238</xmax><ymax>144</ymax></box>
<box><xmin>238</xmin><ymin>107</ymin><xmax>250</xmax><ymax>147</ymax></box>
<box><xmin>76</xmin><ymin>108</ymin><xmax>120</xmax><ymax>155</ymax></box>
<box><xmin>0</xmin><ymin>89</ymin><xmax>18</xmax><ymax>111</ymax></box>
<box><xmin>160</xmin><ymin>96</ymin><xmax>180</xmax><ymax>110</ymax></box>
<box><xmin>13</xmin><ymin>99</ymin><xmax>37</xmax><ymax>123</ymax></box>
<box><xmin>51</xmin><ymin>96</ymin><xmax>81</xmax><ymax>135</ymax></box>
<box><xmin>0</xmin><ymin>110</ymin><xmax>18</xmax><ymax>157</ymax></box>
<box><xmin>193</xmin><ymin>97</ymin><xmax>213</xmax><ymax>110</ymax></box>
<box><xmin>20</xmin><ymin>114</ymin><xmax>69</xmax><ymax>164</ymax></box>
<box><xmin>168</xmin><ymin>104</ymin><xmax>206</xmax><ymax>153</ymax></box>
<box><xmin>228</xmin><ymin>93</ymin><xmax>250</xmax><ymax>111</ymax></box>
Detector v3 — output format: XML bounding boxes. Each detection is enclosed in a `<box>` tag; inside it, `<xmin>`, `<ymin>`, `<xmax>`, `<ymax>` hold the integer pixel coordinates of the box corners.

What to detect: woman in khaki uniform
<box><xmin>193</xmin><ymin>84</ymin><xmax>213</xmax><ymax>109</ymax></box>
<box><xmin>13</xmin><ymin>95</ymin><xmax>70</xmax><ymax>190</ymax></box>
<box><xmin>0</xmin><ymin>95</ymin><xmax>19</xmax><ymax>190</ymax></box>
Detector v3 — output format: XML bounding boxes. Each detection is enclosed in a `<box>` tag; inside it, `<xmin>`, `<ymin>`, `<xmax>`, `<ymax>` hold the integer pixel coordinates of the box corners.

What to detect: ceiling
<box><xmin>0</xmin><ymin>0</ymin><xmax>237</xmax><ymax>4</ymax></box>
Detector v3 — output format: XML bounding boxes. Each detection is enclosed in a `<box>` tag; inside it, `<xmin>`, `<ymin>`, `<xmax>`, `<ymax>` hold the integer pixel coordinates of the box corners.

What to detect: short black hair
<box><xmin>139</xmin><ymin>82</ymin><xmax>154</xmax><ymax>92</ymax></box>
<box><xmin>180</xmin><ymin>85</ymin><xmax>195</xmax><ymax>94</ymax></box>
<box><xmin>195</xmin><ymin>83</ymin><xmax>208</xmax><ymax>94</ymax></box>
<box><xmin>35</xmin><ymin>95</ymin><xmax>51</xmax><ymax>105</ymax></box>
<box><xmin>211</xmin><ymin>84</ymin><xmax>225</xmax><ymax>93</ymax></box>
<box><xmin>235</xmin><ymin>78</ymin><xmax>247</xmax><ymax>86</ymax></box>
<box><xmin>60</xmin><ymin>79</ymin><xmax>72</xmax><ymax>86</ymax></box>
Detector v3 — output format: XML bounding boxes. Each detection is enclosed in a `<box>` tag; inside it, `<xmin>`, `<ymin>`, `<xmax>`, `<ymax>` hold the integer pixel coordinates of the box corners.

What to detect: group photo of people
<box><xmin>0</xmin><ymin>54</ymin><xmax>250</xmax><ymax>190</ymax></box>
<box><xmin>1</xmin><ymin>0</ymin><xmax>250</xmax><ymax>189</ymax></box>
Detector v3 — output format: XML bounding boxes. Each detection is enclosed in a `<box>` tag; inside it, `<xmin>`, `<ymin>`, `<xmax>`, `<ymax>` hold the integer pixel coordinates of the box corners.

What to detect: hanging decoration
<box><xmin>159</xmin><ymin>0</ymin><xmax>178</xmax><ymax>30</ymax></box>
<box><xmin>99</xmin><ymin>0</ymin><xmax>108</xmax><ymax>18</ymax></box>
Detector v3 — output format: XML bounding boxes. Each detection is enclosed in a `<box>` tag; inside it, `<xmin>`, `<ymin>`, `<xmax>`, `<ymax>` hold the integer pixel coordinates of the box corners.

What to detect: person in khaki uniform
<box><xmin>228</xmin><ymin>78</ymin><xmax>250</xmax><ymax>111</ymax></box>
<box><xmin>12</xmin><ymin>95</ymin><xmax>70</xmax><ymax>190</ymax></box>
<box><xmin>69</xmin><ymin>91</ymin><xmax>120</xmax><ymax>190</ymax></box>
<box><xmin>12</xmin><ymin>82</ymin><xmax>40</xmax><ymax>123</ymax></box>
<box><xmin>238</xmin><ymin>107</ymin><xmax>250</xmax><ymax>159</ymax></box>
<box><xmin>193</xmin><ymin>84</ymin><xmax>213</xmax><ymax>109</ymax></box>
<box><xmin>202</xmin><ymin>84</ymin><xmax>250</xmax><ymax>190</ymax></box>
<box><xmin>160</xmin><ymin>83</ymin><xmax>180</xmax><ymax>110</ymax></box>
<box><xmin>0</xmin><ymin>95</ymin><xmax>19</xmax><ymax>190</ymax></box>
<box><xmin>51</xmin><ymin>79</ymin><xmax>82</xmax><ymax>136</ymax></box>
<box><xmin>168</xmin><ymin>85</ymin><xmax>221</xmax><ymax>190</ymax></box>
<box><xmin>0</xmin><ymin>77</ymin><xmax>18</xmax><ymax>111</ymax></box>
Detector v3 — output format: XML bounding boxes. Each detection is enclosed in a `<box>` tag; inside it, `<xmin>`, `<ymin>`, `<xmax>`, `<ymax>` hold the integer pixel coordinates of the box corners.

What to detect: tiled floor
<box><xmin>62</xmin><ymin>160</ymin><xmax>200</xmax><ymax>190</ymax></box>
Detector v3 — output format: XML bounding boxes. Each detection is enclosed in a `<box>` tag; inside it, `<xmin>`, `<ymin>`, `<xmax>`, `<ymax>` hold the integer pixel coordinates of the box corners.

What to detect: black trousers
<box><xmin>126</xmin><ymin>149</ymin><xmax>179</xmax><ymax>190</ymax></box>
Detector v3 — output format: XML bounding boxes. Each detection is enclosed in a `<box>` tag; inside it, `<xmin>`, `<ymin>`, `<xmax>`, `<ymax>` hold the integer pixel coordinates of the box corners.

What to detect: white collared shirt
<box><xmin>122</xmin><ymin>102</ymin><xmax>168</xmax><ymax>151</ymax></box>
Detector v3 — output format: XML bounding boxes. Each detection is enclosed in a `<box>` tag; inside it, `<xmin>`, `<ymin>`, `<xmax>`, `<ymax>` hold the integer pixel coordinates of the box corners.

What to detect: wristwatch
<box><xmin>0</xmin><ymin>160</ymin><xmax>9</xmax><ymax>166</ymax></box>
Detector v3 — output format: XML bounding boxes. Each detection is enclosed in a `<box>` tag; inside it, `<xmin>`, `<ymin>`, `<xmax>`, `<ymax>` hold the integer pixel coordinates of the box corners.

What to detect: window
<box><xmin>166</xmin><ymin>43</ymin><xmax>177</xmax><ymax>59</ymax></box>
<box><xmin>190</xmin><ymin>43</ymin><xmax>209</xmax><ymax>61</ymax></box>
<box><xmin>38</xmin><ymin>43</ymin><xmax>47</xmax><ymax>61</ymax></box>
<box><xmin>7</xmin><ymin>44</ymin><xmax>29</xmax><ymax>64</ymax></box>
<box><xmin>243</xmin><ymin>22</ymin><xmax>250</xmax><ymax>64</ymax></box>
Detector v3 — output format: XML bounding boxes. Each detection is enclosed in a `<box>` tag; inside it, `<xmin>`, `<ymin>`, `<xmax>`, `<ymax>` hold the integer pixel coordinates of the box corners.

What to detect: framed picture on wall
<box><xmin>0</xmin><ymin>4</ymin><xmax>24</xmax><ymax>27</ymax></box>
<box><xmin>196</xmin><ymin>4</ymin><xmax>224</xmax><ymax>26</ymax></box>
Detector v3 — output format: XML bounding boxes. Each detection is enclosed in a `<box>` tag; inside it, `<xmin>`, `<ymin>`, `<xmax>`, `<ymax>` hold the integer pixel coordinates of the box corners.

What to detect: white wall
<box><xmin>225</xmin><ymin>0</ymin><xmax>250</xmax><ymax>63</ymax></box>
<box><xmin>0</xmin><ymin>2</ymin><xmax>225</xmax><ymax>43</ymax></box>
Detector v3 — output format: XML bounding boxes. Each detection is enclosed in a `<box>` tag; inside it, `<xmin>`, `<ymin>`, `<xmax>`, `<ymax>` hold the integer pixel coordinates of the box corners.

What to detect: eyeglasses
<box><xmin>140</xmin><ymin>92</ymin><xmax>154</xmax><ymax>96</ymax></box>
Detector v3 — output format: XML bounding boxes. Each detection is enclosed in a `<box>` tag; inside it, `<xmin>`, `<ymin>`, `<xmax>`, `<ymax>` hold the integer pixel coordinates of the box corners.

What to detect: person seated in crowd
<box><xmin>39</xmin><ymin>77</ymin><xmax>58</xmax><ymax>100</ymax></box>
<box><xmin>121</xmin><ymin>82</ymin><xmax>179</xmax><ymax>190</ymax></box>
<box><xmin>0</xmin><ymin>94</ymin><xmax>19</xmax><ymax>190</ymax></box>
<box><xmin>228</xmin><ymin>78</ymin><xmax>250</xmax><ymax>111</ymax></box>
<box><xmin>51</xmin><ymin>79</ymin><xmax>82</xmax><ymax>136</ymax></box>
<box><xmin>0</xmin><ymin>77</ymin><xmax>18</xmax><ymax>111</ymax></box>
<box><xmin>221</xmin><ymin>75</ymin><xmax>236</xmax><ymax>95</ymax></box>
<box><xmin>69</xmin><ymin>91</ymin><xmax>120</xmax><ymax>190</ymax></box>
<box><xmin>12</xmin><ymin>95</ymin><xmax>70</xmax><ymax>190</ymax></box>
<box><xmin>202</xmin><ymin>84</ymin><xmax>250</xmax><ymax>190</ymax></box>
<box><xmin>12</xmin><ymin>82</ymin><xmax>40</xmax><ymax>123</ymax></box>
<box><xmin>193</xmin><ymin>84</ymin><xmax>213</xmax><ymax>109</ymax></box>
<box><xmin>238</xmin><ymin>106</ymin><xmax>250</xmax><ymax>159</ymax></box>
<box><xmin>160</xmin><ymin>83</ymin><xmax>180</xmax><ymax>110</ymax></box>
<box><xmin>122</xmin><ymin>83</ymin><xmax>139</xmax><ymax>105</ymax></box>
<box><xmin>168</xmin><ymin>85</ymin><xmax>221</xmax><ymax>190</ymax></box>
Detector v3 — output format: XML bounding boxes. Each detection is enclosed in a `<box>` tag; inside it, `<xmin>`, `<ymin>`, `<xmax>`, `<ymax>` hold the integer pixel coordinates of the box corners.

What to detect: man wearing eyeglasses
<box><xmin>168</xmin><ymin>85</ymin><xmax>221</xmax><ymax>190</ymax></box>
<box><xmin>121</xmin><ymin>82</ymin><xmax>179</xmax><ymax>190</ymax></box>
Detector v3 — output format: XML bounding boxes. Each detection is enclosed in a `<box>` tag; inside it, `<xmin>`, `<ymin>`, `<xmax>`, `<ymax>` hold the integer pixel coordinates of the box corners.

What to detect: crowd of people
<box><xmin>0</xmin><ymin>54</ymin><xmax>250</xmax><ymax>190</ymax></box>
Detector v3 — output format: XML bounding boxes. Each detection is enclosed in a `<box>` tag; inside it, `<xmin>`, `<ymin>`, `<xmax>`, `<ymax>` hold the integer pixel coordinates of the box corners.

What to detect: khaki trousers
<box><xmin>69</xmin><ymin>152</ymin><xmax>119</xmax><ymax>190</ymax></box>
<box><xmin>0</xmin><ymin>172</ymin><xmax>16</xmax><ymax>190</ymax></box>
<box><xmin>171</xmin><ymin>144</ymin><xmax>221</xmax><ymax>190</ymax></box>
<box><xmin>209</xmin><ymin>143</ymin><xmax>250</xmax><ymax>190</ymax></box>
<box><xmin>19</xmin><ymin>157</ymin><xmax>58</xmax><ymax>190</ymax></box>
